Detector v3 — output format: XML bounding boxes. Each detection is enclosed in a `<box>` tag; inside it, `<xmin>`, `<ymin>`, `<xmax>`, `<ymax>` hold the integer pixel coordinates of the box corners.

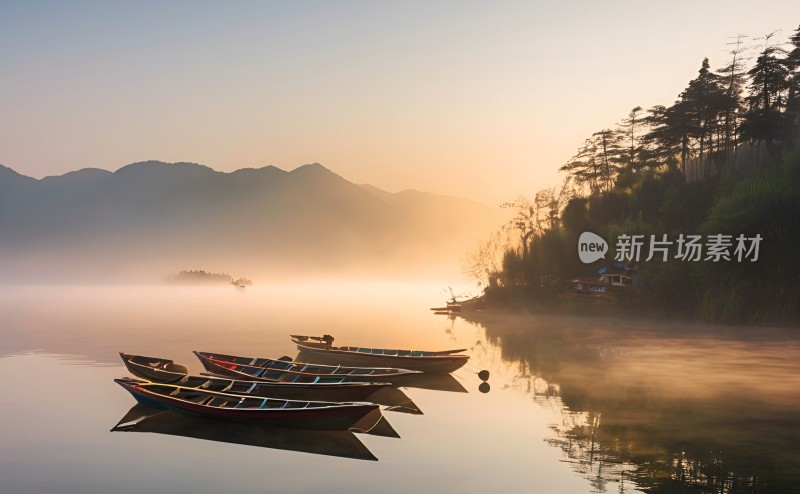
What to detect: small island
<box><xmin>166</xmin><ymin>270</ymin><xmax>252</xmax><ymax>286</ymax></box>
<box><xmin>231</xmin><ymin>276</ymin><xmax>253</xmax><ymax>287</ymax></box>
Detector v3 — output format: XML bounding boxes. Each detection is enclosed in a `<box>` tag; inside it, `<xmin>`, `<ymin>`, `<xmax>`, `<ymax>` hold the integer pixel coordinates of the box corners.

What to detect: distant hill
<box><xmin>0</xmin><ymin>161</ymin><xmax>506</xmax><ymax>282</ymax></box>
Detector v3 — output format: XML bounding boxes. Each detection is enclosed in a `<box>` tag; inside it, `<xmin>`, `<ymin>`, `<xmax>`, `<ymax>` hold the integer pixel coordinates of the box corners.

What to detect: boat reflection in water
<box><xmin>296</xmin><ymin>350</ymin><xmax>468</xmax><ymax>394</ymax></box>
<box><xmin>365</xmin><ymin>386</ymin><xmax>423</xmax><ymax>414</ymax></box>
<box><xmin>110</xmin><ymin>348</ymin><xmax>464</xmax><ymax>458</ymax></box>
<box><xmin>111</xmin><ymin>404</ymin><xmax>382</xmax><ymax>461</ymax></box>
<box><xmin>352</xmin><ymin>409</ymin><xmax>400</xmax><ymax>438</ymax></box>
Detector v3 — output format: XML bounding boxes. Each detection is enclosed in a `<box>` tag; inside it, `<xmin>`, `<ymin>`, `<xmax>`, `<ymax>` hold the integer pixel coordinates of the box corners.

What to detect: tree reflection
<box><xmin>461</xmin><ymin>314</ymin><xmax>800</xmax><ymax>493</ymax></box>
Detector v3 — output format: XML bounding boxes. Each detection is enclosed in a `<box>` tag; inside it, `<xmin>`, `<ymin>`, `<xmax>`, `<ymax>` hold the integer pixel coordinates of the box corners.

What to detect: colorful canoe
<box><xmin>290</xmin><ymin>335</ymin><xmax>469</xmax><ymax>374</ymax></box>
<box><xmin>120</xmin><ymin>353</ymin><xmax>390</xmax><ymax>401</ymax></box>
<box><xmin>194</xmin><ymin>351</ymin><xmax>421</xmax><ymax>382</ymax></box>
<box><xmin>114</xmin><ymin>378</ymin><xmax>379</xmax><ymax>430</ymax></box>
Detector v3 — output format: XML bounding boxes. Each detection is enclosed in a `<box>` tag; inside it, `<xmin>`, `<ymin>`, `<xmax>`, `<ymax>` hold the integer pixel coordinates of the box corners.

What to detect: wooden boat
<box><xmin>290</xmin><ymin>335</ymin><xmax>469</xmax><ymax>374</ymax></box>
<box><xmin>194</xmin><ymin>350</ymin><xmax>421</xmax><ymax>382</ymax></box>
<box><xmin>114</xmin><ymin>378</ymin><xmax>379</xmax><ymax>430</ymax></box>
<box><xmin>119</xmin><ymin>353</ymin><xmax>391</xmax><ymax>401</ymax></box>
<box><xmin>298</xmin><ymin>350</ymin><xmax>469</xmax><ymax>393</ymax></box>
<box><xmin>119</xmin><ymin>353</ymin><xmax>189</xmax><ymax>383</ymax></box>
<box><xmin>429</xmin><ymin>301</ymin><xmax>462</xmax><ymax>312</ymax></box>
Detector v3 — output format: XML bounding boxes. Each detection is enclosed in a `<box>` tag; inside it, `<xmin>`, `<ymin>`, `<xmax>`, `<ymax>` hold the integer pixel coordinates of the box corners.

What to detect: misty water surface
<box><xmin>1</xmin><ymin>284</ymin><xmax>798</xmax><ymax>493</ymax></box>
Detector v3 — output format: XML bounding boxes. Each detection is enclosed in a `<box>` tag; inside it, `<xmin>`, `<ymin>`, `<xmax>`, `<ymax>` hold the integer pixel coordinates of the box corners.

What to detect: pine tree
<box><xmin>560</xmin><ymin>138</ymin><xmax>600</xmax><ymax>194</ymax></box>
<box><xmin>717</xmin><ymin>35</ymin><xmax>748</xmax><ymax>161</ymax></box>
<box><xmin>642</xmin><ymin>101</ymin><xmax>693</xmax><ymax>174</ymax></box>
<box><xmin>560</xmin><ymin>130</ymin><xmax>624</xmax><ymax>194</ymax></box>
<box><xmin>740</xmin><ymin>32</ymin><xmax>789</xmax><ymax>149</ymax></box>
<box><xmin>617</xmin><ymin>106</ymin><xmax>644</xmax><ymax>172</ymax></box>
<box><xmin>680</xmin><ymin>58</ymin><xmax>729</xmax><ymax>165</ymax></box>
<box><xmin>784</xmin><ymin>25</ymin><xmax>800</xmax><ymax>145</ymax></box>
<box><xmin>593</xmin><ymin>129</ymin><xmax>624</xmax><ymax>191</ymax></box>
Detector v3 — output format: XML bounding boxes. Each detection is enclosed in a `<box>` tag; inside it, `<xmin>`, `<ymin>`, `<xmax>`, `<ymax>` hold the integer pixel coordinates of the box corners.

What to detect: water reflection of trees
<box><xmin>463</xmin><ymin>315</ymin><xmax>800</xmax><ymax>493</ymax></box>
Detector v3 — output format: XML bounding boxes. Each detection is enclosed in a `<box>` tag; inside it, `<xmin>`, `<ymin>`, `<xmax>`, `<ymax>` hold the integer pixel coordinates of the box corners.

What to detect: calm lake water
<box><xmin>1</xmin><ymin>283</ymin><xmax>798</xmax><ymax>493</ymax></box>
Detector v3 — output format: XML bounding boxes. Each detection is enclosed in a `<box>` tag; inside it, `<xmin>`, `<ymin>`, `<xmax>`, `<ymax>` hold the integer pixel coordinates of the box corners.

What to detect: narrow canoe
<box><xmin>120</xmin><ymin>353</ymin><xmax>391</xmax><ymax>401</ymax></box>
<box><xmin>114</xmin><ymin>378</ymin><xmax>379</xmax><ymax>430</ymax></box>
<box><xmin>194</xmin><ymin>351</ymin><xmax>421</xmax><ymax>382</ymax></box>
<box><xmin>290</xmin><ymin>335</ymin><xmax>469</xmax><ymax>374</ymax></box>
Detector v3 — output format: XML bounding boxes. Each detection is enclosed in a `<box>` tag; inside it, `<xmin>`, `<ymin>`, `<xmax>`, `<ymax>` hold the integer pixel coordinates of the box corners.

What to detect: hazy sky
<box><xmin>1</xmin><ymin>1</ymin><xmax>798</xmax><ymax>204</ymax></box>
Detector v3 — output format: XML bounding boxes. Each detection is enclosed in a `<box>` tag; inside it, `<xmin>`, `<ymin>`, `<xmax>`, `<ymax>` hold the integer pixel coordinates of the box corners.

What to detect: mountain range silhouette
<box><xmin>0</xmin><ymin>161</ymin><xmax>504</xmax><ymax>282</ymax></box>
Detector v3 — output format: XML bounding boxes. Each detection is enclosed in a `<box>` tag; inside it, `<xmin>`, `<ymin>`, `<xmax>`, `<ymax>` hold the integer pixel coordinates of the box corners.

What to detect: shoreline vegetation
<box><xmin>464</xmin><ymin>27</ymin><xmax>800</xmax><ymax>324</ymax></box>
<box><xmin>166</xmin><ymin>270</ymin><xmax>253</xmax><ymax>286</ymax></box>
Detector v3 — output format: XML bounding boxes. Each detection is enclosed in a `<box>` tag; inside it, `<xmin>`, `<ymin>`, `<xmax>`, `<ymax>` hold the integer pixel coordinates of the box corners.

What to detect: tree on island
<box><xmin>167</xmin><ymin>270</ymin><xmax>251</xmax><ymax>285</ymax></box>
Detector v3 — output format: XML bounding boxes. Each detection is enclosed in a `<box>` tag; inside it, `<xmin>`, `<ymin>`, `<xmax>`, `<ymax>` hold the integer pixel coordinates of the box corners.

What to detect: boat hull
<box><xmin>294</xmin><ymin>344</ymin><xmax>469</xmax><ymax>374</ymax></box>
<box><xmin>120</xmin><ymin>353</ymin><xmax>391</xmax><ymax>400</ymax></box>
<box><xmin>194</xmin><ymin>351</ymin><xmax>421</xmax><ymax>382</ymax></box>
<box><xmin>115</xmin><ymin>380</ymin><xmax>378</xmax><ymax>430</ymax></box>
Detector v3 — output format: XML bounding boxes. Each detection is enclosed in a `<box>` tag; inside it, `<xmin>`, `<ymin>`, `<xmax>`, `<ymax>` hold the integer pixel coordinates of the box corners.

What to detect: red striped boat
<box><xmin>194</xmin><ymin>351</ymin><xmax>421</xmax><ymax>382</ymax></box>
<box><xmin>120</xmin><ymin>352</ymin><xmax>390</xmax><ymax>401</ymax></box>
<box><xmin>114</xmin><ymin>378</ymin><xmax>379</xmax><ymax>430</ymax></box>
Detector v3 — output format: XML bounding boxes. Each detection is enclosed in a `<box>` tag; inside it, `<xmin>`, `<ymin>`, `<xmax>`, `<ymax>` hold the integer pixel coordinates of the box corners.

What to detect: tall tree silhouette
<box><xmin>784</xmin><ymin>25</ymin><xmax>800</xmax><ymax>145</ymax></box>
<box><xmin>717</xmin><ymin>35</ymin><xmax>748</xmax><ymax>164</ymax></box>
<box><xmin>618</xmin><ymin>106</ymin><xmax>644</xmax><ymax>172</ymax></box>
<box><xmin>594</xmin><ymin>129</ymin><xmax>624</xmax><ymax>191</ymax></box>
<box><xmin>642</xmin><ymin>101</ymin><xmax>693</xmax><ymax>174</ymax></box>
<box><xmin>740</xmin><ymin>32</ymin><xmax>789</xmax><ymax>150</ymax></box>
<box><xmin>680</xmin><ymin>58</ymin><xmax>729</xmax><ymax>167</ymax></box>
<box><xmin>560</xmin><ymin>130</ymin><xmax>623</xmax><ymax>194</ymax></box>
<box><xmin>560</xmin><ymin>138</ymin><xmax>600</xmax><ymax>194</ymax></box>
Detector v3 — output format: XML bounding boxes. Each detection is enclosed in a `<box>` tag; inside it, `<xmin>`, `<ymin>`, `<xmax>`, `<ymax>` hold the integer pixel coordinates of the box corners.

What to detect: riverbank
<box><xmin>454</xmin><ymin>291</ymin><xmax>800</xmax><ymax>329</ymax></box>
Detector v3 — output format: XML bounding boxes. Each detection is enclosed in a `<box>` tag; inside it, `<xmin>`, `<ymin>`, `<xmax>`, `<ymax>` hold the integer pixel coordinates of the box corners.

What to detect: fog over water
<box><xmin>1</xmin><ymin>283</ymin><xmax>798</xmax><ymax>493</ymax></box>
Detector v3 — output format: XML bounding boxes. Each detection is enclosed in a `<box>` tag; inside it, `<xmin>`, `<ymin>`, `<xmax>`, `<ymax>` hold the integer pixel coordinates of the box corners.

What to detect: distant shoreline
<box><xmin>452</xmin><ymin>294</ymin><xmax>800</xmax><ymax>329</ymax></box>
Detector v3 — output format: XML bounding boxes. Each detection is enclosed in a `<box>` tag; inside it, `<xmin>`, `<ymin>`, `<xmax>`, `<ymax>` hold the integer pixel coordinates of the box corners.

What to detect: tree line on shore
<box><xmin>467</xmin><ymin>27</ymin><xmax>800</xmax><ymax>323</ymax></box>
